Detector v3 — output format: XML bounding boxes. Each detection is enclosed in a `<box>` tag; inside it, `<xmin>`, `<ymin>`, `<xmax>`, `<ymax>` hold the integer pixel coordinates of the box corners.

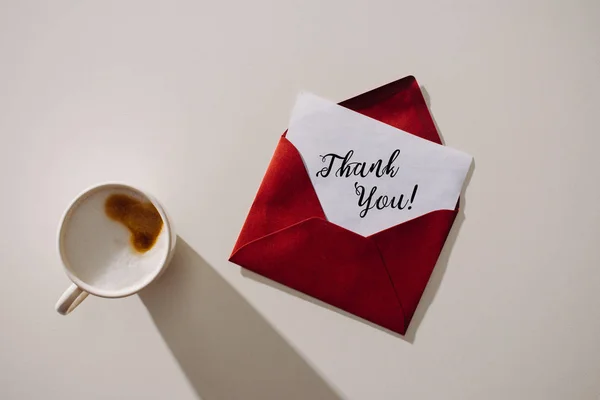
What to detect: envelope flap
<box><xmin>231</xmin><ymin>136</ymin><xmax>325</xmax><ymax>255</ymax></box>
<box><xmin>370</xmin><ymin>209</ymin><xmax>457</xmax><ymax>326</ymax></box>
<box><xmin>340</xmin><ymin>76</ymin><xmax>441</xmax><ymax>144</ymax></box>
<box><xmin>232</xmin><ymin>217</ymin><xmax>406</xmax><ymax>333</ymax></box>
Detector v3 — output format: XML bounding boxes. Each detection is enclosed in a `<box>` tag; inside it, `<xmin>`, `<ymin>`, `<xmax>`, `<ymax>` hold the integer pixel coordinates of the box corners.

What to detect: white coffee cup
<box><xmin>55</xmin><ymin>183</ymin><xmax>176</xmax><ymax>315</ymax></box>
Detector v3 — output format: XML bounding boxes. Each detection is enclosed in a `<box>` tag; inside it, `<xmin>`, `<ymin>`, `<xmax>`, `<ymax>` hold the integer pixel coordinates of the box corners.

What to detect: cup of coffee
<box><xmin>55</xmin><ymin>183</ymin><xmax>176</xmax><ymax>315</ymax></box>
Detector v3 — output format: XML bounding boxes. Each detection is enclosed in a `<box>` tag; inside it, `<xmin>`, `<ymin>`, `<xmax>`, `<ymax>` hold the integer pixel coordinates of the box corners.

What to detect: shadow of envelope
<box><xmin>139</xmin><ymin>237</ymin><xmax>343</xmax><ymax>400</ymax></box>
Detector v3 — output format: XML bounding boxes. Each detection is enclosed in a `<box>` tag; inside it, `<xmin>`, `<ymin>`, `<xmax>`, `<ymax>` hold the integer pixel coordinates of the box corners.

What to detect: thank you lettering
<box><xmin>314</xmin><ymin>149</ymin><xmax>418</xmax><ymax>219</ymax></box>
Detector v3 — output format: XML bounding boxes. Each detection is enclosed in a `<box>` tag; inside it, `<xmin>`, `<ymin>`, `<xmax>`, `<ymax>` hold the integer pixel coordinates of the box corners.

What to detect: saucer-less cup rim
<box><xmin>56</xmin><ymin>183</ymin><xmax>174</xmax><ymax>313</ymax></box>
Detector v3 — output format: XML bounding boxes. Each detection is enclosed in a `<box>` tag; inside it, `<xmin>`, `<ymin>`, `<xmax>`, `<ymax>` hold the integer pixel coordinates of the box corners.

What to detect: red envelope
<box><xmin>230</xmin><ymin>76</ymin><xmax>458</xmax><ymax>335</ymax></box>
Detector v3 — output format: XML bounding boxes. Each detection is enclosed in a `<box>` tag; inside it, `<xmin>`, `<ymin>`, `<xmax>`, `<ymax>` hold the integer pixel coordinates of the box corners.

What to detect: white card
<box><xmin>286</xmin><ymin>92</ymin><xmax>472</xmax><ymax>237</ymax></box>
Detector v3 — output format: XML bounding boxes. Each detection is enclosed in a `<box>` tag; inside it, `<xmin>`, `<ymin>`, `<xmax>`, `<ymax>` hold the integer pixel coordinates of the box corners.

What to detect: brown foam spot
<box><xmin>104</xmin><ymin>193</ymin><xmax>164</xmax><ymax>253</ymax></box>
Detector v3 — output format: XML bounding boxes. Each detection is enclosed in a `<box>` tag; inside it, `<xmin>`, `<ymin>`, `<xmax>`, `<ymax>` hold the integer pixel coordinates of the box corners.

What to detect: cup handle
<box><xmin>55</xmin><ymin>284</ymin><xmax>89</xmax><ymax>315</ymax></box>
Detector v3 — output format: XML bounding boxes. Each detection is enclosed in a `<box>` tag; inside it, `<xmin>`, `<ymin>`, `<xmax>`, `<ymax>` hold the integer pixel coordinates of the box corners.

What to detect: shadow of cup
<box><xmin>139</xmin><ymin>238</ymin><xmax>342</xmax><ymax>400</ymax></box>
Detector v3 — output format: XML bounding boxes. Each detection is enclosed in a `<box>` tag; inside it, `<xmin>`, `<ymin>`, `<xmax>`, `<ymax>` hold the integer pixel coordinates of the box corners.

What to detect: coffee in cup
<box><xmin>56</xmin><ymin>183</ymin><xmax>176</xmax><ymax>314</ymax></box>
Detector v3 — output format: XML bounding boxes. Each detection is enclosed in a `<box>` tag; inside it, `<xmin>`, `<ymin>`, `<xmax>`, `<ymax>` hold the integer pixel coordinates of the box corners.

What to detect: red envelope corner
<box><xmin>230</xmin><ymin>76</ymin><xmax>458</xmax><ymax>335</ymax></box>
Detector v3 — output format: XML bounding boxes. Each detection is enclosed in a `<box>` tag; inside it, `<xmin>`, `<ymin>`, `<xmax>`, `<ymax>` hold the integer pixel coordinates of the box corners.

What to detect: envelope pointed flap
<box><xmin>340</xmin><ymin>75</ymin><xmax>441</xmax><ymax>144</ymax></box>
<box><xmin>231</xmin><ymin>137</ymin><xmax>325</xmax><ymax>255</ymax></box>
<box><xmin>370</xmin><ymin>209</ymin><xmax>457</xmax><ymax>327</ymax></box>
<box><xmin>232</xmin><ymin>217</ymin><xmax>406</xmax><ymax>334</ymax></box>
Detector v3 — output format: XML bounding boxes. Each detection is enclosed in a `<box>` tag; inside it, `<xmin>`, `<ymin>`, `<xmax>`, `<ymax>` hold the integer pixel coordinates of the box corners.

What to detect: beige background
<box><xmin>1</xmin><ymin>1</ymin><xmax>599</xmax><ymax>399</ymax></box>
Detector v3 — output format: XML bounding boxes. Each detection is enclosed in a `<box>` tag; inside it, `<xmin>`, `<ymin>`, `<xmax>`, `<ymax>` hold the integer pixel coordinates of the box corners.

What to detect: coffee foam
<box><xmin>61</xmin><ymin>187</ymin><xmax>169</xmax><ymax>294</ymax></box>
